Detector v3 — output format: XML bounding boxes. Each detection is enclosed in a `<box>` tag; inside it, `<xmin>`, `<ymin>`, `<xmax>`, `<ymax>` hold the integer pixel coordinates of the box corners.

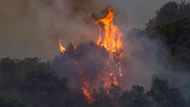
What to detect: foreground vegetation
<box><xmin>0</xmin><ymin>57</ymin><xmax>188</xmax><ymax>107</ymax></box>
<box><xmin>146</xmin><ymin>1</ymin><xmax>190</xmax><ymax>69</ymax></box>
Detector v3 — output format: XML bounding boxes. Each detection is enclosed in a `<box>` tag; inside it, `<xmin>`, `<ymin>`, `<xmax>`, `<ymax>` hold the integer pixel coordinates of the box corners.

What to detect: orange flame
<box><xmin>58</xmin><ymin>37</ymin><xmax>66</xmax><ymax>53</ymax></box>
<box><xmin>96</xmin><ymin>8</ymin><xmax>124</xmax><ymax>92</ymax></box>
<box><xmin>57</xmin><ymin>8</ymin><xmax>124</xmax><ymax>105</ymax></box>
<box><xmin>81</xmin><ymin>81</ymin><xmax>94</xmax><ymax>104</ymax></box>
<box><xmin>96</xmin><ymin>8</ymin><xmax>123</xmax><ymax>53</ymax></box>
<box><xmin>72</xmin><ymin>60</ymin><xmax>95</xmax><ymax>104</ymax></box>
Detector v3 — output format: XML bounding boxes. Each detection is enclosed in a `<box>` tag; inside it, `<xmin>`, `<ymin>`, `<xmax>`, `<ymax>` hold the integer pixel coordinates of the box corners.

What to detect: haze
<box><xmin>0</xmin><ymin>0</ymin><xmax>188</xmax><ymax>60</ymax></box>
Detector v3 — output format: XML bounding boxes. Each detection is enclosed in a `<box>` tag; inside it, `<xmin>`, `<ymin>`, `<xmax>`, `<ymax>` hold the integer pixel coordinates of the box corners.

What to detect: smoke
<box><xmin>125</xmin><ymin>28</ymin><xmax>190</xmax><ymax>99</ymax></box>
<box><xmin>28</xmin><ymin>0</ymin><xmax>103</xmax><ymax>44</ymax></box>
<box><xmin>28</xmin><ymin>0</ymin><xmax>127</xmax><ymax>44</ymax></box>
<box><xmin>1</xmin><ymin>0</ymin><xmax>189</xmax><ymax>101</ymax></box>
<box><xmin>45</xmin><ymin>0</ymin><xmax>190</xmax><ymax>97</ymax></box>
<box><xmin>0</xmin><ymin>0</ymin><xmax>128</xmax><ymax>60</ymax></box>
<box><xmin>51</xmin><ymin>28</ymin><xmax>165</xmax><ymax>92</ymax></box>
<box><xmin>111</xmin><ymin>28</ymin><xmax>166</xmax><ymax>90</ymax></box>
<box><xmin>52</xmin><ymin>42</ymin><xmax>110</xmax><ymax>90</ymax></box>
<box><xmin>21</xmin><ymin>1</ymin><xmax>190</xmax><ymax>100</ymax></box>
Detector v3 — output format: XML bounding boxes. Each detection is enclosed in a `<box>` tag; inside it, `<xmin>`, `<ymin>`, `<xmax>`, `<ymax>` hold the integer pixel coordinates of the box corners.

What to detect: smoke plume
<box><xmin>47</xmin><ymin>1</ymin><xmax>190</xmax><ymax>97</ymax></box>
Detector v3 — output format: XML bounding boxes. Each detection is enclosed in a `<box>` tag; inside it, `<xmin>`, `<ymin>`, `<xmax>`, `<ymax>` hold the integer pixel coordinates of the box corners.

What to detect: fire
<box><xmin>58</xmin><ymin>37</ymin><xmax>66</xmax><ymax>53</ymax></box>
<box><xmin>96</xmin><ymin>8</ymin><xmax>123</xmax><ymax>53</ymax></box>
<box><xmin>96</xmin><ymin>8</ymin><xmax>124</xmax><ymax>93</ymax></box>
<box><xmin>72</xmin><ymin>60</ymin><xmax>95</xmax><ymax>104</ymax></box>
<box><xmin>81</xmin><ymin>81</ymin><xmax>94</xmax><ymax>104</ymax></box>
<box><xmin>57</xmin><ymin>8</ymin><xmax>124</xmax><ymax>105</ymax></box>
<box><xmin>58</xmin><ymin>8</ymin><xmax>123</xmax><ymax>54</ymax></box>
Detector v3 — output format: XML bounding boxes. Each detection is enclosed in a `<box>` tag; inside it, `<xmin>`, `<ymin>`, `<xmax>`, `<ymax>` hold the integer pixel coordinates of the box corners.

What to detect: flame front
<box><xmin>96</xmin><ymin>8</ymin><xmax>124</xmax><ymax>93</ymax></box>
<box><xmin>57</xmin><ymin>8</ymin><xmax>124</xmax><ymax>105</ymax></box>
<box><xmin>58</xmin><ymin>37</ymin><xmax>66</xmax><ymax>53</ymax></box>
<box><xmin>96</xmin><ymin>8</ymin><xmax>123</xmax><ymax>53</ymax></box>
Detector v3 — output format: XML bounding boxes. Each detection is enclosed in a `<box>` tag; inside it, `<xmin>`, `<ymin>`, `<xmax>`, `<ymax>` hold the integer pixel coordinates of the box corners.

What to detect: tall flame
<box><xmin>96</xmin><ymin>8</ymin><xmax>124</xmax><ymax>95</ymax></box>
<box><xmin>57</xmin><ymin>8</ymin><xmax>124</xmax><ymax>105</ymax></box>
<box><xmin>58</xmin><ymin>37</ymin><xmax>66</xmax><ymax>53</ymax></box>
<box><xmin>96</xmin><ymin>8</ymin><xmax>123</xmax><ymax>53</ymax></box>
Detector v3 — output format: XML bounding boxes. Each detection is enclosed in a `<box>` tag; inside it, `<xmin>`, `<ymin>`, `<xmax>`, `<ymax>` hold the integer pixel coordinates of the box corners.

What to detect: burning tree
<box><xmin>54</xmin><ymin>8</ymin><xmax>126</xmax><ymax>105</ymax></box>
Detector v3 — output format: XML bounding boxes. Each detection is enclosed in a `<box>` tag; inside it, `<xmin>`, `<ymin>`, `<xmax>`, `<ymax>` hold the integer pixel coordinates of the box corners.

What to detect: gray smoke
<box><xmin>1</xmin><ymin>0</ymin><xmax>189</xmax><ymax>100</ymax></box>
<box><xmin>41</xmin><ymin>0</ymin><xmax>190</xmax><ymax>97</ymax></box>
<box><xmin>27</xmin><ymin>0</ymin><xmax>127</xmax><ymax>44</ymax></box>
<box><xmin>125</xmin><ymin>28</ymin><xmax>190</xmax><ymax>100</ymax></box>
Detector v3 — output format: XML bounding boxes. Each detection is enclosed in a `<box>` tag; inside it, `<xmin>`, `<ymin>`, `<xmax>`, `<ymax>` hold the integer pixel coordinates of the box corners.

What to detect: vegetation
<box><xmin>0</xmin><ymin>58</ymin><xmax>71</xmax><ymax>107</ymax></box>
<box><xmin>0</xmin><ymin>57</ymin><xmax>188</xmax><ymax>107</ymax></box>
<box><xmin>146</xmin><ymin>1</ymin><xmax>190</xmax><ymax>69</ymax></box>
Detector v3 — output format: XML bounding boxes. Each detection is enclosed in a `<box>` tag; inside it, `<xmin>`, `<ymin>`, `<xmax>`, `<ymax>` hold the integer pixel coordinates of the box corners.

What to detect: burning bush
<box><xmin>52</xmin><ymin>8</ymin><xmax>127</xmax><ymax>104</ymax></box>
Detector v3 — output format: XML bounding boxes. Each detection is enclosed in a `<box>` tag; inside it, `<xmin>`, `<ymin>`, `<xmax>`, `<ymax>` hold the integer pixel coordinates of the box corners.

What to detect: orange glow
<box><xmin>81</xmin><ymin>81</ymin><xmax>94</xmax><ymax>104</ymax></box>
<box><xmin>96</xmin><ymin>8</ymin><xmax>123</xmax><ymax>53</ymax></box>
<box><xmin>113</xmin><ymin>76</ymin><xmax>119</xmax><ymax>86</ymax></box>
<box><xmin>96</xmin><ymin>8</ymin><xmax>124</xmax><ymax>93</ymax></box>
<box><xmin>72</xmin><ymin>60</ymin><xmax>95</xmax><ymax>104</ymax></box>
<box><xmin>57</xmin><ymin>8</ymin><xmax>124</xmax><ymax>105</ymax></box>
<box><xmin>58</xmin><ymin>37</ymin><xmax>66</xmax><ymax>53</ymax></box>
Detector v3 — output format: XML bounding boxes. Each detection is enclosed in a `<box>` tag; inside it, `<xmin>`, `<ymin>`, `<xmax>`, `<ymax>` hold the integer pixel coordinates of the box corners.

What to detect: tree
<box><xmin>0</xmin><ymin>58</ymin><xmax>72</xmax><ymax>107</ymax></box>
<box><xmin>146</xmin><ymin>1</ymin><xmax>190</xmax><ymax>69</ymax></box>
<box><xmin>148</xmin><ymin>78</ymin><xmax>186</xmax><ymax>107</ymax></box>
<box><xmin>120</xmin><ymin>85</ymin><xmax>152</xmax><ymax>107</ymax></box>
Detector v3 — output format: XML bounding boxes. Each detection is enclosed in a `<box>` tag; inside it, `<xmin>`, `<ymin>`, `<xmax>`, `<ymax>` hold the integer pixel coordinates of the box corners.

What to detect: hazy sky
<box><xmin>0</xmin><ymin>0</ymin><xmax>188</xmax><ymax>60</ymax></box>
<box><xmin>117</xmin><ymin>0</ymin><xmax>189</xmax><ymax>27</ymax></box>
